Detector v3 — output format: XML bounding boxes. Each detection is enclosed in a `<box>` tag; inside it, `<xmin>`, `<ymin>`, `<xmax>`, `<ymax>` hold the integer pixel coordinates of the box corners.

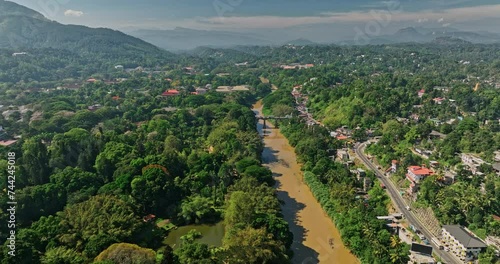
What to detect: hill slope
<box><xmin>0</xmin><ymin>0</ymin><xmax>174</xmax><ymax>59</ymax></box>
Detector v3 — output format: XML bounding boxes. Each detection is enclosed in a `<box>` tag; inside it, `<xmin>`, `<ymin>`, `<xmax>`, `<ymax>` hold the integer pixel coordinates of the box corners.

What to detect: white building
<box><xmin>460</xmin><ymin>153</ymin><xmax>486</xmax><ymax>175</ymax></box>
<box><xmin>406</xmin><ymin>166</ymin><xmax>433</xmax><ymax>184</ymax></box>
<box><xmin>442</xmin><ymin>225</ymin><xmax>487</xmax><ymax>262</ymax></box>
<box><xmin>195</xmin><ymin>88</ymin><xmax>207</xmax><ymax>95</ymax></box>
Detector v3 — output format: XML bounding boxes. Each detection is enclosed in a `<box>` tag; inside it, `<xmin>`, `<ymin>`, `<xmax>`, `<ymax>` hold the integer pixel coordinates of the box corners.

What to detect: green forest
<box><xmin>1</xmin><ymin>4</ymin><xmax>500</xmax><ymax>261</ymax></box>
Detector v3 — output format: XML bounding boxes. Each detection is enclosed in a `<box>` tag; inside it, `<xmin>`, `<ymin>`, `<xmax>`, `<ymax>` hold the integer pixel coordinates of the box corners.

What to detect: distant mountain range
<box><xmin>128</xmin><ymin>25</ymin><xmax>500</xmax><ymax>51</ymax></box>
<box><xmin>341</xmin><ymin>26</ymin><xmax>500</xmax><ymax>45</ymax></box>
<box><xmin>0</xmin><ymin>0</ymin><xmax>173</xmax><ymax>58</ymax></box>
<box><xmin>1</xmin><ymin>0</ymin><xmax>499</xmax><ymax>55</ymax></box>
<box><xmin>128</xmin><ymin>28</ymin><xmax>325</xmax><ymax>51</ymax></box>
<box><xmin>128</xmin><ymin>27</ymin><xmax>279</xmax><ymax>51</ymax></box>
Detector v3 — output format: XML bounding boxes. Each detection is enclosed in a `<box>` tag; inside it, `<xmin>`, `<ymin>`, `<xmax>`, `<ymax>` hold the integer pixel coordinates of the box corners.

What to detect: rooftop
<box><xmin>442</xmin><ymin>225</ymin><xmax>487</xmax><ymax>248</ymax></box>
<box><xmin>408</xmin><ymin>166</ymin><xmax>433</xmax><ymax>176</ymax></box>
<box><xmin>0</xmin><ymin>140</ymin><xmax>18</xmax><ymax>147</ymax></box>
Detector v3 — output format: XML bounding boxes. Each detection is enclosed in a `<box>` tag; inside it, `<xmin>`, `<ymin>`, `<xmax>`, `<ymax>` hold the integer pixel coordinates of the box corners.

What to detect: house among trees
<box><xmin>0</xmin><ymin>140</ymin><xmax>18</xmax><ymax>147</ymax></box>
<box><xmin>460</xmin><ymin>153</ymin><xmax>486</xmax><ymax>175</ymax></box>
<box><xmin>88</xmin><ymin>104</ymin><xmax>103</xmax><ymax>111</ymax></box>
<box><xmin>443</xmin><ymin>170</ymin><xmax>457</xmax><ymax>185</ymax></box>
<box><xmin>390</xmin><ymin>160</ymin><xmax>398</xmax><ymax>173</ymax></box>
<box><xmin>406</xmin><ymin>165</ymin><xmax>434</xmax><ymax>184</ymax></box>
<box><xmin>162</xmin><ymin>89</ymin><xmax>180</xmax><ymax>97</ymax></box>
<box><xmin>182</xmin><ymin>67</ymin><xmax>195</xmax><ymax>74</ymax></box>
<box><xmin>142</xmin><ymin>214</ymin><xmax>156</xmax><ymax>223</ymax></box>
<box><xmin>494</xmin><ymin>151</ymin><xmax>500</xmax><ymax>162</ymax></box>
<box><xmin>429</xmin><ymin>130</ymin><xmax>446</xmax><ymax>140</ymax></box>
<box><xmin>433</xmin><ymin>97</ymin><xmax>446</xmax><ymax>105</ymax></box>
<box><xmin>337</xmin><ymin>149</ymin><xmax>350</xmax><ymax>161</ymax></box>
<box><xmin>492</xmin><ymin>163</ymin><xmax>500</xmax><ymax>176</ymax></box>
<box><xmin>418</xmin><ymin>89</ymin><xmax>425</xmax><ymax>98</ymax></box>
<box><xmin>194</xmin><ymin>88</ymin><xmax>207</xmax><ymax>95</ymax></box>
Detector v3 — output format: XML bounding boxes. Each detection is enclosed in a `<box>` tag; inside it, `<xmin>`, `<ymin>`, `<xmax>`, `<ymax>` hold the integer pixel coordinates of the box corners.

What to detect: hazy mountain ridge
<box><xmin>383</xmin><ymin>27</ymin><xmax>500</xmax><ymax>44</ymax></box>
<box><xmin>130</xmin><ymin>25</ymin><xmax>500</xmax><ymax>51</ymax></box>
<box><xmin>128</xmin><ymin>27</ymin><xmax>275</xmax><ymax>51</ymax></box>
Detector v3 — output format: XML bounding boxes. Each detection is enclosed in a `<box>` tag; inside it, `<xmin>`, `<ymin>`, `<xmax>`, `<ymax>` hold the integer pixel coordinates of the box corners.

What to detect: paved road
<box><xmin>355</xmin><ymin>142</ymin><xmax>460</xmax><ymax>264</ymax></box>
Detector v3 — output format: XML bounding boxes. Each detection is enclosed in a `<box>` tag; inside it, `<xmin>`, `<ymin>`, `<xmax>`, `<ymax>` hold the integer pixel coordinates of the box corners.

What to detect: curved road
<box><xmin>355</xmin><ymin>142</ymin><xmax>460</xmax><ymax>264</ymax></box>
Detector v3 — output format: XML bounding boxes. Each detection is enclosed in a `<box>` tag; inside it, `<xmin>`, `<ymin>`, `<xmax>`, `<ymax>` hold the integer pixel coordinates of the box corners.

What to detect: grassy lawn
<box><xmin>469</xmin><ymin>227</ymin><xmax>487</xmax><ymax>240</ymax></box>
<box><xmin>262</xmin><ymin>107</ymin><xmax>272</xmax><ymax>116</ymax></box>
<box><xmin>156</xmin><ymin>218</ymin><xmax>177</xmax><ymax>231</ymax></box>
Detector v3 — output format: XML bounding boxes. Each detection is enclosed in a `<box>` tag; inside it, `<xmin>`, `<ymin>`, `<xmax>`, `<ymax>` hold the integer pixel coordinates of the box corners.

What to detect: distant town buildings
<box><xmin>280</xmin><ymin>63</ymin><xmax>314</xmax><ymax>70</ymax></box>
<box><xmin>234</xmin><ymin>62</ymin><xmax>248</xmax><ymax>66</ymax></box>
<box><xmin>12</xmin><ymin>52</ymin><xmax>27</xmax><ymax>56</ymax></box>
<box><xmin>215</xmin><ymin>85</ymin><xmax>250</xmax><ymax>93</ymax></box>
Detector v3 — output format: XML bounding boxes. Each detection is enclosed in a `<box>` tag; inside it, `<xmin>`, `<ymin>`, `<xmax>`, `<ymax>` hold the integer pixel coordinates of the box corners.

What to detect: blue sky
<box><xmin>9</xmin><ymin>0</ymin><xmax>500</xmax><ymax>33</ymax></box>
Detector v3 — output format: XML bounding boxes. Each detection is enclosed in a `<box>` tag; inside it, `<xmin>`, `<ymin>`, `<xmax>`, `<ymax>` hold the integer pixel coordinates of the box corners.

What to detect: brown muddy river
<box><xmin>253</xmin><ymin>100</ymin><xmax>359</xmax><ymax>264</ymax></box>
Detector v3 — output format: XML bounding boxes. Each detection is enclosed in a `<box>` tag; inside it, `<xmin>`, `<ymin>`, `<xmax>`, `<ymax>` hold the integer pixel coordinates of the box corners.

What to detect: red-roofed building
<box><xmin>493</xmin><ymin>215</ymin><xmax>500</xmax><ymax>222</ymax></box>
<box><xmin>0</xmin><ymin>140</ymin><xmax>18</xmax><ymax>147</ymax></box>
<box><xmin>336</xmin><ymin>135</ymin><xmax>348</xmax><ymax>140</ymax></box>
<box><xmin>391</xmin><ymin>160</ymin><xmax>398</xmax><ymax>173</ymax></box>
<box><xmin>143</xmin><ymin>214</ymin><xmax>156</xmax><ymax>223</ymax></box>
<box><xmin>406</xmin><ymin>166</ymin><xmax>434</xmax><ymax>183</ymax></box>
<box><xmin>162</xmin><ymin>89</ymin><xmax>180</xmax><ymax>97</ymax></box>
<box><xmin>418</xmin><ymin>89</ymin><xmax>425</xmax><ymax>98</ymax></box>
<box><xmin>87</xmin><ymin>78</ymin><xmax>97</xmax><ymax>83</ymax></box>
<box><xmin>433</xmin><ymin>97</ymin><xmax>446</xmax><ymax>104</ymax></box>
<box><xmin>112</xmin><ymin>96</ymin><xmax>120</xmax><ymax>100</ymax></box>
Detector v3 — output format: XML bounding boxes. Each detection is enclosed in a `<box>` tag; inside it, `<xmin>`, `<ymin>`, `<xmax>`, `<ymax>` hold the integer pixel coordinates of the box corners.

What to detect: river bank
<box><xmin>253</xmin><ymin>100</ymin><xmax>358</xmax><ymax>264</ymax></box>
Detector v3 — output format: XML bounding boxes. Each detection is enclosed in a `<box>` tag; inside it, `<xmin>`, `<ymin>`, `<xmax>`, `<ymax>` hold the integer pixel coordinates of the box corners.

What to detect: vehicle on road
<box><xmin>432</xmin><ymin>237</ymin><xmax>444</xmax><ymax>250</ymax></box>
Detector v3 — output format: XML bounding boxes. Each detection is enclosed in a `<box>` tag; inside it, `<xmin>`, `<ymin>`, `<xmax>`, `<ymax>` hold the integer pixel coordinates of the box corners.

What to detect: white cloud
<box><xmin>442</xmin><ymin>23</ymin><xmax>451</xmax><ymax>27</ymax></box>
<box><xmin>437</xmin><ymin>17</ymin><xmax>444</xmax><ymax>23</ymax></box>
<box><xmin>64</xmin><ymin>9</ymin><xmax>84</xmax><ymax>17</ymax></box>
<box><xmin>417</xmin><ymin>18</ymin><xmax>429</xmax><ymax>23</ymax></box>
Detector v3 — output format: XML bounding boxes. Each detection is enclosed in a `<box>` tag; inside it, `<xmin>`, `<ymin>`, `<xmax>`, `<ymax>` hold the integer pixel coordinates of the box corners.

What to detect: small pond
<box><xmin>163</xmin><ymin>222</ymin><xmax>225</xmax><ymax>249</ymax></box>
